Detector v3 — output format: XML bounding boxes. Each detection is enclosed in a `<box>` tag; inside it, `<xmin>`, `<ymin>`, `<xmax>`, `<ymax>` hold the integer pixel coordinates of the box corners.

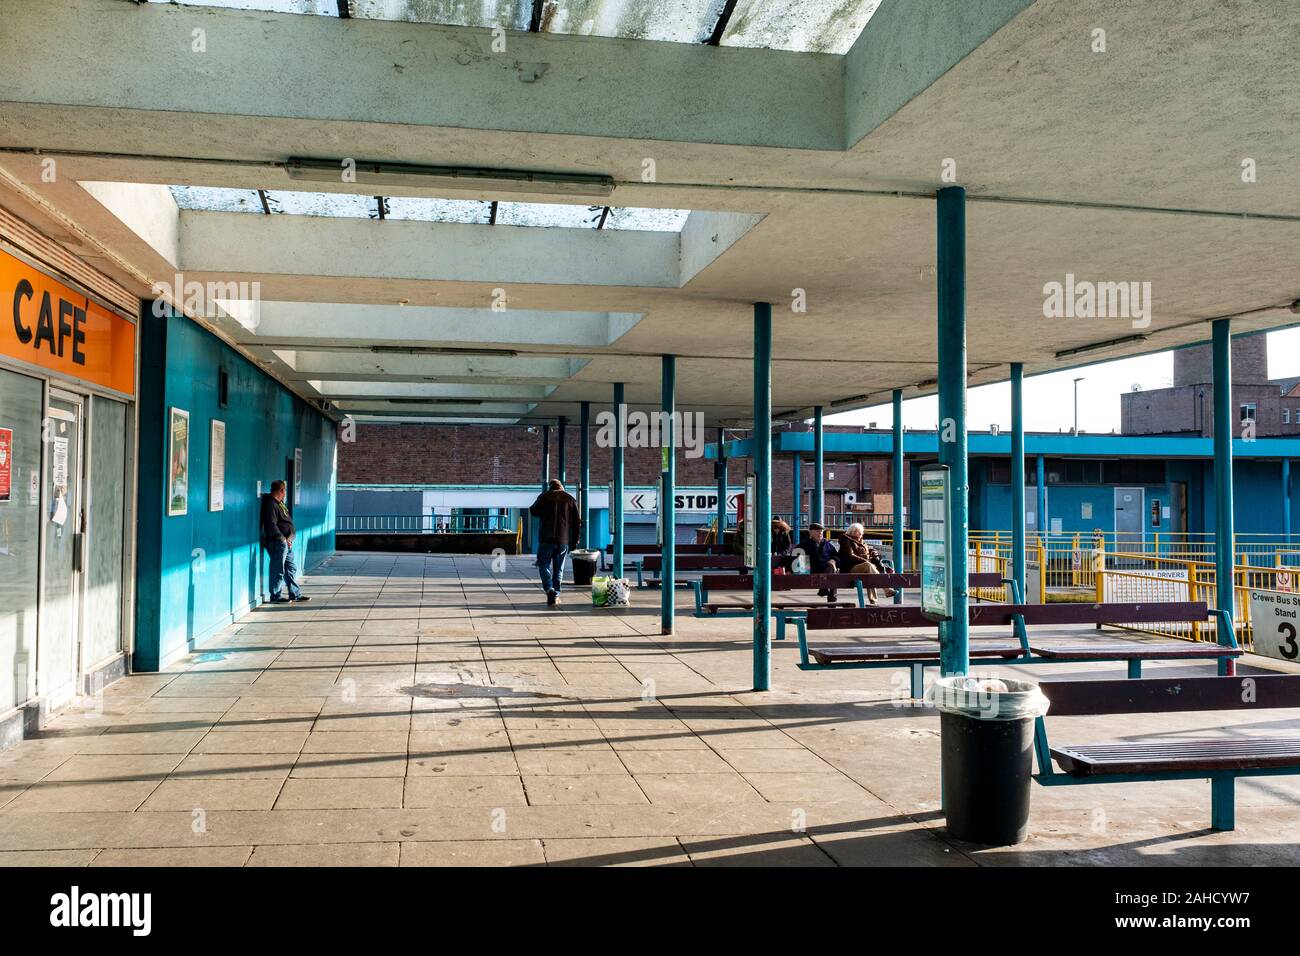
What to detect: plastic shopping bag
<box><xmin>606</xmin><ymin>578</ymin><xmax>632</xmax><ymax>607</ymax></box>
<box><xmin>591</xmin><ymin>575</ymin><xmax>611</xmax><ymax>607</ymax></box>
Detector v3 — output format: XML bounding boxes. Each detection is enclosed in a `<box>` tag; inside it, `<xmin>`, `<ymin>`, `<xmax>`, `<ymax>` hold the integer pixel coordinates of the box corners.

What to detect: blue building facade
<box><xmin>134</xmin><ymin>307</ymin><xmax>336</xmax><ymax>671</ymax></box>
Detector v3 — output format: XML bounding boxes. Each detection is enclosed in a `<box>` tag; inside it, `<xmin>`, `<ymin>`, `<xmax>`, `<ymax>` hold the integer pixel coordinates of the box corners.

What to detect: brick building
<box><xmin>339</xmin><ymin>421</ymin><xmax>905</xmax><ymax>518</ymax></box>
<box><xmin>1121</xmin><ymin>337</ymin><xmax>1300</xmax><ymax>437</ymax></box>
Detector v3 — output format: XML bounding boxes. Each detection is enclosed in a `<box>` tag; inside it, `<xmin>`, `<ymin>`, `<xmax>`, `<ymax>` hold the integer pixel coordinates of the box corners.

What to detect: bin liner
<box><xmin>927</xmin><ymin>675</ymin><xmax>1049</xmax><ymax>721</ymax></box>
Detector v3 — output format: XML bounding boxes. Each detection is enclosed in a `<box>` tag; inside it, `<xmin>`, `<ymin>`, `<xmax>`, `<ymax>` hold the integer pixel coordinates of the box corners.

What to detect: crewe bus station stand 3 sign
<box><xmin>921</xmin><ymin>465</ymin><xmax>953</xmax><ymax>622</ymax></box>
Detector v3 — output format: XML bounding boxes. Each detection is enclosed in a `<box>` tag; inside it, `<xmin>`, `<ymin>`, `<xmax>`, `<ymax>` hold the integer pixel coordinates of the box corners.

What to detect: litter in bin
<box><xmin>927</xmin><ymin>675</ymin><xmax>1049</xmax><ymax>721</ymax></box>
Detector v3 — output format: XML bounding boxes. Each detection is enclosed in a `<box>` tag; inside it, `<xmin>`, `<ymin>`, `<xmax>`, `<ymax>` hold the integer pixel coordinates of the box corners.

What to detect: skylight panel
<box><xmin>351</xmin><ymin>0</ymin><xmax>531</xmax><ymax>30</ymax></box>
<box><xmin>720</xmin><ymin>0</ymin><xmax>883</xmax><ymax>54</ymax></box>
<box><xmin>384</xmin><ymin>197</ymin><xmax>491</xmax><ymax>223</ymax></box>
<box><xmin>145</xmin><ymin>0</ymin><xmax>339</xmax><ymax>14</ymax></box>
<box><xmin>605</xmin><ymin>207</ymin><xmax>690</xmax><ymax>231</ymax></box>
<box><xmin>495</xmin><ymin>202</ymin><xmax>603</xmax><ymax>229</ymax></box>
<box><xmin>264</xmin><ymin>191</ymin><xmax>376</xmax><ymax>217</ymax></box>
<box><xmin>170</xmin><ymin>185</ymin><xmax>264</xmax><ymax>212</ymax></box>
<box><xmin>537</xmin><ymin>0</ymin><xmax>728</xmax><ymax>43</ymax></box>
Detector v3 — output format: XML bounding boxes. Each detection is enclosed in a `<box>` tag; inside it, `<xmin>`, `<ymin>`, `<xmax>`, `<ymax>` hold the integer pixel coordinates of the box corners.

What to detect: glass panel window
<box><xmin>1241</xmin><ymin>403</ymin><xmax>1257</xmax><ymax>423</ymax></box>
<box><xmin>84</xmin><ymin>397</ymin><xmax>127</xmax><ymax>670</ymax></box>
<box><xmin>0</xmin><ymin>367</ymin><xmax>43</xmax><ymax>709</ymax></box>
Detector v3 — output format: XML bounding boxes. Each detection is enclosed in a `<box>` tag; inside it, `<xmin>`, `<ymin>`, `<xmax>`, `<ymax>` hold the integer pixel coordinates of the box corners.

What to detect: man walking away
<box><xmin>530</xmin><ymin>478</ymin><xmax>580</xmax><ymax>606</ymax></box>
<box><xmin>260</xmin><ymin>479</ymin><xmax>309</xmax><ymax>603</ymax></box>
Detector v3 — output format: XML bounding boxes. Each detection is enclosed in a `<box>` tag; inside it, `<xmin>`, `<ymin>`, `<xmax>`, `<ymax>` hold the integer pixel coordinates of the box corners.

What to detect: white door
<box><xmin>39</xmin><ymin>390</ymin><xmax>85</xmax><ymax>703</ymax></box>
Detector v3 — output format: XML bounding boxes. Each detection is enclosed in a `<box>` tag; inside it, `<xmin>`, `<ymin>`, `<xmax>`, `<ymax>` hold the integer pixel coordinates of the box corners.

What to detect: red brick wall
<box><xmin>339</xmin><ymin>423</ymin><xmax>721</xmax><ymax>486</ymax></box>
<box><xmin>338</xmin><ymin>423</ymin><xmax>906</xmax><ymax>510</ymax></box>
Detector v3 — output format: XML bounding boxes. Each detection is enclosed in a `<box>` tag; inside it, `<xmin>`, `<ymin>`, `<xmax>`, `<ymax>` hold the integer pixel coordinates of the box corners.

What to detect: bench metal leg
<box><xmin>1211</xmin><ymin>776</ymin><xmax>1235</xmax><ymax>831</ymax></box>
<box><xmin>1127</xmin><ymin>659</ymin><xmax>1142</xmax><ymax>679</ymax></box>
<box><xmin>910</xmin><ymin>663</ymin><xmax>925</xmax><ymax>700</ymax></box>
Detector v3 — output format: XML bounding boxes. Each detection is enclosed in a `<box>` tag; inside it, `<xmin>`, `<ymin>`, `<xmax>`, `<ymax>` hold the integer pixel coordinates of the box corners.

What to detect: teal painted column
<box><xmin>1036</xmin><ymin>455</ymin><xmax>1046</xmax><ymax>544</ymax></box>
<box><xmin>579</xmin><ymin>402</ymin><xmax>590</xmax><ymax>549</ymax></box>
<box><xmin>716</xmin><ymin>427</ymin><xmax>728</xmax><ymax>544</ymax></box>
<box><xmin>1011</xmin><ymin>363</ymin><xmax>1026</xmax><ymax>601</ymax></box>
<box><xmin>753</xmin><ymin>303</ymin><xmax>773</xmax><ymax>691</ymax></box>
<box><xmin>812</xmin><ymin>406</ymin><xmax>824</xmax><ymax>526</ymax></box>
<box><xmin>661</xmin><ymin>355</ymin><xmax>676</xmax><ymax>635</ymax></box>
<box><xmin>892</xmin><ymin>389</ymin><xmax>904</xmax><ymax>600</ymax></box>
<box><xmin>1284</xmin><ymin>457</ymin><xmax>1292</xmax><ymax>545</ymax></box>
<box><xmin>540</xmin><ymin>424</ymin><xmax>550</xmax><ymax>491</ymax></box>
<box><xmin>612</xmin><ymin>383</ymin><xmax>625</xmax><ymax>577</ymax></box>
<box><xmin>937</xmin><ymin>186</ymin><xmax>969</xmax><ymax>677</ymax></box>
<box><xmin>556</xmin><ymin>415</ymin><xmax>567</xmax><ymax>485</ymax></box>
<box><xmin>791</xmin><ymin>453</ymin><xmax>802</xmax><ymax>538</ymax></box>
<box><xmin>1213</xmin><ymin>319</ymin><xmax>1235</xmax><ymax>673</ymax></box>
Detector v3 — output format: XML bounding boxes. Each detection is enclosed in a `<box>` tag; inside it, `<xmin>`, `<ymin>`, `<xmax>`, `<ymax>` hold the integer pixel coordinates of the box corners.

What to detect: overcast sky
<box><xmin>829</xmin><ymin>327</ymin><xmax>1300</xmax><ymax>433</ymax></box>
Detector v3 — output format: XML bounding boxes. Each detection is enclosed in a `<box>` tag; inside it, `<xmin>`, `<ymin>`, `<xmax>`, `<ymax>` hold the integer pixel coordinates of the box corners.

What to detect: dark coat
<box><xmin>837</xmin><ymin>533</ymin><xmax>872</xmax><ymax>567</ymax></box>
<box><xmin>796</xmin><ymin>534</ymin><xmax>838</xmax><ymax>572</ymax></box>
<box><xmin>260</xmin><ymin>493</ymin><xmax>294</xmax><ymax>545</ymax></box>
<box><xmin>530</xmin><ymin>489</ymin><xmax>581</xmax><ymax>548</ymax></box>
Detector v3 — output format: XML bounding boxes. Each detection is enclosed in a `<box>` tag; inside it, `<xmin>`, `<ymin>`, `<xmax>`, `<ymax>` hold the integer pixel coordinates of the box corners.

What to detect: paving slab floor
<box><xmin>2</xmin><ymin>552</ymin><xmax>1298</xmax><ymax>867</ymax></box>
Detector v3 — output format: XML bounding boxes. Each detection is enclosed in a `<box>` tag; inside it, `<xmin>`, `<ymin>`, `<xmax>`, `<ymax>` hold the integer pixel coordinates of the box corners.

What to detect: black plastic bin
<box><xmin>570</xmin><ymin>549</ymin><xmax>599</xmax><ymax>587</ymax></box>
<box><xmin>933</xmin><ymin>676</ymin><xmax>1047</xmax><ymax>846</ymax></box>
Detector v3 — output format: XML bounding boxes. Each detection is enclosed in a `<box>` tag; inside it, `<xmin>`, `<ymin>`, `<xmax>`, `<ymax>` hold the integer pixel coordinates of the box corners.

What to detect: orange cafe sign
<box><xmin>2</xmin><ymin>248</ymin><xmax>136</xmax><ymax>396</ymax></box>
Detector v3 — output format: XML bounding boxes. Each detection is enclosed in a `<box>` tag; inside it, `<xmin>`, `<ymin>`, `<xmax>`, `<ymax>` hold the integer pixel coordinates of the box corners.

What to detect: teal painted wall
<box><xmin>135</xmin><ymin>307</ymin><xmax>336</xmax><ymax>671</ymax></box>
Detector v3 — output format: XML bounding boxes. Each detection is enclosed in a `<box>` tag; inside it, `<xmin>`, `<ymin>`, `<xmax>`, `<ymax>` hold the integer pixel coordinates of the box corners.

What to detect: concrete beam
<box><xmin>0</xmin><ymin>0</ymin><xmax>843</xmax><ymax>151</ymax></box>
<box><xmin>270</xmin><ymin>349</ymin><xmax>586</xmax><ymax>383</ymax></box>
<box><xmin>243</xmin><ymin>302</ymin><xmax>644</xmax><ymax>348</ymax></box>
<box><xmin>844</xmin><ymin>0</ymin><xmax>1035</xmax><ymax>147</ymax></box>
<box><xmin>179</xmin><ymin>211</ymin><xmax>679</xmax><ymax>287</ymax></box>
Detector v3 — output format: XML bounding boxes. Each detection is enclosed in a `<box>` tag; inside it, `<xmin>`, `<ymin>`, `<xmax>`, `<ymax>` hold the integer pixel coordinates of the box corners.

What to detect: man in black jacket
<box><xmin>529</xmin><ymin>479</ymin><xmax>581</xmax><ymax>606</ymax></box>
<box><xmin>260</xmin><ymin>480</ymin><xmax>309</xmax><ymax>603</ymax></box>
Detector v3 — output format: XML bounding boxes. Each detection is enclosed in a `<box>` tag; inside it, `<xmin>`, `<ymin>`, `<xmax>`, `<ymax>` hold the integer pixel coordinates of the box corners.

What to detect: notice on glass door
<box><xmin>0</xmin><ymin>427</ymin><xmax>12</xmax><ymax>502</ymax></box>
<box><xmin>52</xmin><ymin>436</ymin><xmax>68</xmax><ymax>491</ymax></box>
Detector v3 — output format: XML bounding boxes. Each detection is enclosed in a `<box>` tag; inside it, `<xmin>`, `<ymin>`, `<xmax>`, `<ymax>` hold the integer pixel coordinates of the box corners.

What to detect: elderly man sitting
<box><xmin>837</xmin><ymin>522</ymin><xmax>895</xmax><ymax>604</ymax></box>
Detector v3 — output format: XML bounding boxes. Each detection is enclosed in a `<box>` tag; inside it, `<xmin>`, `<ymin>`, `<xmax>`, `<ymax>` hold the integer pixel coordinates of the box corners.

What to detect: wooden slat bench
<box><xmin>1034</xmin><ymin>675</ymin><xmax>1300</xmax><ymax>830</ymax></box>
<box><xmin>789</xmin><ymin>594</ymin><xmax>1240</xmax><ymax>697</ymax></box>
<box><xmin>691</xmin><ymin>573</ymin><xmax>877</xmax><ymax>618</ymax></box>
<box><xmin>635</xmin><ymin>553</ymin><xmax>772</xmax><ymax>589</ymax></box>
<box><xmin>606</xmin><ymin>543</ymin><xmax>729</xmax><ymax>556</ymax></box>
<box><xmin>768</xmin><ymin>572</ymin><xmax>1004</xmax><ymax>635</ymax></box>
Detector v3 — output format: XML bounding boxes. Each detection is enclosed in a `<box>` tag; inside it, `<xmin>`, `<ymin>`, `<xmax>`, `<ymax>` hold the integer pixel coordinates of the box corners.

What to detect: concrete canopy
<box><xmin>2</xmin><ymin>0</ymin><xmax>1298</xmax><ymax>426</ymax></box>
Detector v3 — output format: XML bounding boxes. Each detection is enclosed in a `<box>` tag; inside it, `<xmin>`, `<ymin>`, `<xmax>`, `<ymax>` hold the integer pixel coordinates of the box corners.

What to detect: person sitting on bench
<box><xmin>772</xmin><ymin>518</ymin><xmax>795</xmax><ymax>571</ymax></box>
<box><xmin>797</xmin><ymin>522</ymin><xmax>840</xmax><ymax>603</ymax></box>
<box><xmin>837</xmin><ymin>522</ymin><xmax>895</xmax><ymax>604</ymax></box>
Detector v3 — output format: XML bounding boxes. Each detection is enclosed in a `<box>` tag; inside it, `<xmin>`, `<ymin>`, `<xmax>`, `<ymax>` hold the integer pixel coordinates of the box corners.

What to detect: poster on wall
<box><xmin>209</xmin><ymin>419</ymin><xmax>226</xmax><ymax>512</ymax></box>
<box><xmin>0</xmin><ymin>427</ymin><xmax>12</xmax><ymax>502</ymax></box>
<box><xmin>294</xmin><ymin>447</ymin><xmax>303</xmax><ymax>506</ymax></box>
<box><xmin>168</xmin><ymin>407</ymin><xmax>189</xmax><ymax>516</ymax></box>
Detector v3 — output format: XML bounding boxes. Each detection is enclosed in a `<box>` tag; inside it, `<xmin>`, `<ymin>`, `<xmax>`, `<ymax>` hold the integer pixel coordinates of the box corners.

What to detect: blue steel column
<box><xmin>1284</xmin><ymin>457</ymin><xmax>1292</xmax><ymax>545</ymax></box>
<box><xmin>612</xmin><ymin>384</ymin><xmax>625</xmax><ymax>577</ymax></box>
<box><xmin>791</xmin><ymin>453</ymin><xmax>802</xmax><ymax>538</ymax></box>
<box><xmin>716</xmin><ymin>428</ymin><xmax>728</xmax><ymax>545</ymax></box>
<box><xmin>1213</xmin><ymin>320</ymin><xmax>1235</xmax><ymax>670</ymax></box>
<box><xmin>812</xmin><ymin>406</ymin><xmax>825</xmax><ymax>526</ymax></box>
<box><xmin>556</xmin><ymin>415</ymin><xmax>567</xmax><ymax>485</ymax></box>
<box><xmin>661</xmin><ymin>355</ymin><xmax>676</xmax><ymax>635</ymax></box>
<box><xmin>579</xmin><ymin>402</ymin><xmax>590</xmax><ymax>549</ymax></box>
<box><xmin>937</xmin><ymin>186</ymin><xmax>969</xmax><ymax>677</ymax></box>
<box><xmin>754</xmin><ymin>303</ymin><xmax>773</xmax><ymax>691</ymax></box>
<box><xmin>1011</xmin><ymin>364</ymin><xmax>1026</xmax><ymax>602</ymax></box>
<box><xmin>892</xmin><ymin>389</ymin><xmax>905</xmax><ymax>600</ymax></box>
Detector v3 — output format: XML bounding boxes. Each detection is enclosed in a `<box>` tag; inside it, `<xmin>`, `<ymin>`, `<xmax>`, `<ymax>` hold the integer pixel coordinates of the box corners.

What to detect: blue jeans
<box><xmin>537</xmin><ymin>543</ymin><xmax>568</xmax><ymax>595</ymax></box>
<box><xmin>267</xmin><ymin>538</ymin><xmax>301</xmax><ymax>600</ymax></box>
